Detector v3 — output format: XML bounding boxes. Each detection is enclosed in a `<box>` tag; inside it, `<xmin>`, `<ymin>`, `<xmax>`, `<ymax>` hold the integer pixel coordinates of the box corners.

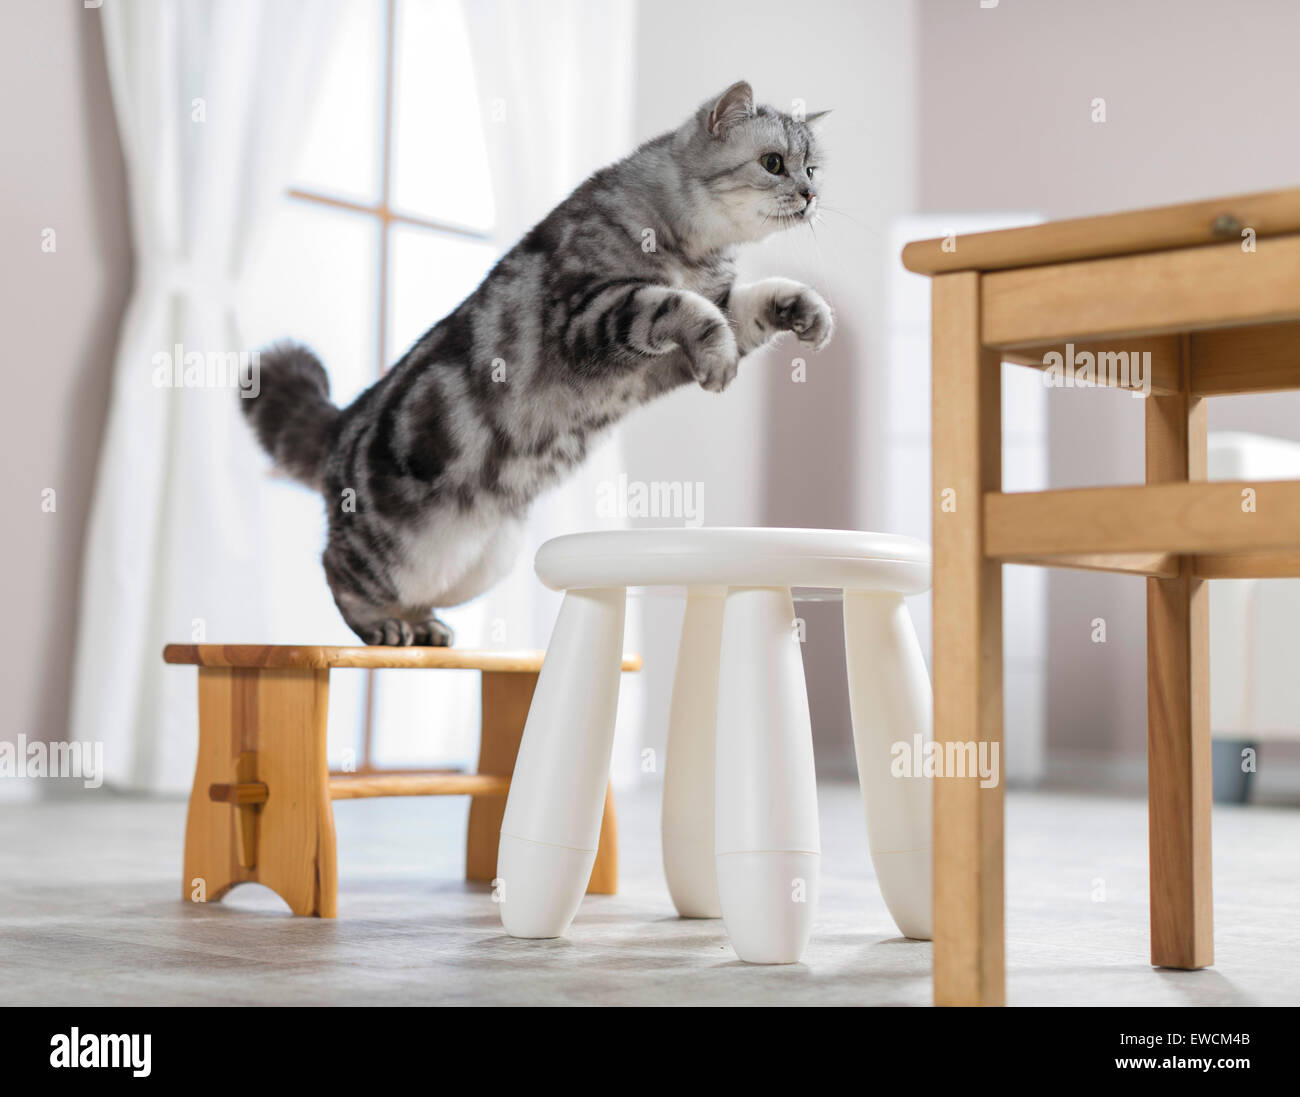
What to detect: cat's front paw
<box><xmin>689</xmin><ymin>320</ymin><xmax>741</xmax><ymax>393</ymax></box>
<box><xmin>772</xmin><ymin>285</ymin><xmax>834</xmax><ymax>351</ymax></box>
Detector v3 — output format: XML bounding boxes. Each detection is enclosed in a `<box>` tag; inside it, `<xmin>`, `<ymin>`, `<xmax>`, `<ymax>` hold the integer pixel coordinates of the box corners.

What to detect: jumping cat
<box><xmin>243</xmin><ymin>80</ymin><xmax>833</xmax><ymax>646</ymax></box>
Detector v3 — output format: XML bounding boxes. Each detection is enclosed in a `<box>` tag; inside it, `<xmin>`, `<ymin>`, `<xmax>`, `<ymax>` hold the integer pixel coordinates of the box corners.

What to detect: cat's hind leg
<box><xmin>333</xmin><ymin>595</ymin><xmax>451</xmax><ymax>647</ymax></box>
<box><xmin>335</xmin><ymin>599</ymin><xmax>416</xmax><ymax>646</ymax></box>
<box><xmin>323</xmin><ymin>532</ymin><xmax>416</xmax><ymax>646</ymax></box>
<box><xmin>409</xmin><ymin>615</ymin><xmax>454</xmax><ymax>647</ymax></box>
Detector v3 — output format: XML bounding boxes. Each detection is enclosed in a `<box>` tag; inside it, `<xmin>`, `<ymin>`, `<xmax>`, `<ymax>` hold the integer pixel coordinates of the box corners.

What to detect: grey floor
<box><xmin>1</xmin><ymin>782</ymin><xmax>1297</xmax><ymax>1006</ymax></box>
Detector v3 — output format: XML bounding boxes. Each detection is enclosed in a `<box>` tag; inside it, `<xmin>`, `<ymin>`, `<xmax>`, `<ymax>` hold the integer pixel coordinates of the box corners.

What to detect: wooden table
<box><xmin>903</xmin><ymin>187</ymin><xmax>1300</xmax><ymax>1006</ymax></box>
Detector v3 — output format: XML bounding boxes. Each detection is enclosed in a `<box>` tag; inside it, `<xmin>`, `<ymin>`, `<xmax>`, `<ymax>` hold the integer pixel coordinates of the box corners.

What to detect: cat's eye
<box><xmin>760</xmin><ymin>153</ymin><xmax>784</xmax><ymax>175</ymax></box>
<box><xmin>806</xmin><ymin>166</ymin><xmax>817</xmax><ymax>179</ymax></box>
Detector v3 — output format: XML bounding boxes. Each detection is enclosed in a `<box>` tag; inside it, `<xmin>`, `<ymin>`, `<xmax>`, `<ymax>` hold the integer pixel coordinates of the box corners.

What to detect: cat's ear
<box><xmin>803</xmin><ymin>109</ymin><xmax>831</xmax><ymax>129</ymax></box>
<box><xmin>706</xmin><ymin>80</ymin><xmax>755</xmax><ymax>137</ymax></box>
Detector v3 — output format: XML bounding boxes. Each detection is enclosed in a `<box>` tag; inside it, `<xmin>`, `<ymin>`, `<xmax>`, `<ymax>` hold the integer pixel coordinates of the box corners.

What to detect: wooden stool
<box><xmin>903</xmin><ymin>186</ymin><xmax>1300</xmax><ymax>1005</ymax></box>
<box><xmin>163</xmin><ymin>644</ymin><xmax>639</xmax><ymax>917</ymax></box>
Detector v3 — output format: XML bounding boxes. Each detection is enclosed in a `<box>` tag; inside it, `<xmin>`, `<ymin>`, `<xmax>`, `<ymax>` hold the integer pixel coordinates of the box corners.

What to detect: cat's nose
<box><xmin>800</xmin><ymin>189</ymin><xmax>813</xmax><ymax>205</ymax></box>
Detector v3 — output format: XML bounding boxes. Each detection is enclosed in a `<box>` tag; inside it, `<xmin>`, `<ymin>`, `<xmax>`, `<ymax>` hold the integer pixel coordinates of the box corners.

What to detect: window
<box><xmin>241</xmin><ymin>0</ymin><xmax>499</xmax><ymax>773</ymax></box>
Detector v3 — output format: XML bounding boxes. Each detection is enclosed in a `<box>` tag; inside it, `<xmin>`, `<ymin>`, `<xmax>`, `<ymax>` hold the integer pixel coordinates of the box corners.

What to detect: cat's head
<box><xmin>675</xmin><ymin>80</ymin><xmax>827</xmax><ymax>248</ymax></box>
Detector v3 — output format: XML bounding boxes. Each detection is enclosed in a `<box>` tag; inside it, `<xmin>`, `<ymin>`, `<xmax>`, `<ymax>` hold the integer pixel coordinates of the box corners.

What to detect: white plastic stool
<box><xmin>496</xmin><ymin>528</ymin><xmax>933</xmax><ymax>964</ymax></box>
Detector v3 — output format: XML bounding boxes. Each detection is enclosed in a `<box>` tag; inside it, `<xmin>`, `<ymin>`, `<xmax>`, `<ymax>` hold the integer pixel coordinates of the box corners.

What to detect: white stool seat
<box><xmin>497</xmin><ymin>527</ymin><xmax>934</xmax><ymax>965</ymax></box>
<box><xmin>535</xmin><ymin>527</ymin><xmax>931</xmax><ymax>594</ymax></box>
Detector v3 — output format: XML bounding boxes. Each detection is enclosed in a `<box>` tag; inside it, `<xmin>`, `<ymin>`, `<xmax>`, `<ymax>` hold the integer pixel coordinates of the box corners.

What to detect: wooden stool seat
<box><xmin>164</xmin><ymin>644</ymin><xmax>640</xmax><ymax>672</ymax></box>
<box><xmin>165</xmin><ymin>643</ymin><xmax>640</xmax><ymax>917</ymax></box>
<box><xmin>905</xmin><ymin>184</ymin><xmax>1300</xmax><ymax>1006</ymax></box>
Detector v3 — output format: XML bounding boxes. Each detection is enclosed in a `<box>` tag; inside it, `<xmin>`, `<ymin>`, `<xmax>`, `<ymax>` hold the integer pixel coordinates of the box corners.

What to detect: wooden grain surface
<box><xmin>902</xmin><ymin>186</ymin><xmax>1300</xmax><ymax>275</ymax></box>
<box><xmin>1192</xmin><ymin>551</ymin><xmax>1300</xmax><ymax>578</ymax></box>
<box><xmin>329</xmin><ymin>773</ymin><xmax>511</xmax><ymax>799</ymax></box>
<box><xmin>1000</xmin><ymin>334</ymin><xmax>1182</xmax><ymax>394</ymax></box>
<box><xmin>981</xmin><ymin>234</ymin><xmax>1300</xmax><ymax>347</ymax></box>
<box><xmin>184</xmin><ymin>666</ymin><xmax>338</xmax><ymax>917</ymax></box>
<box><xmin>984</xmin><ymin>480</ymin><xmax>1300</xmax><ymax>557</ymax></box>
<box><xmin>1145</xmin><ymin>358</ymin><xmax>1214</xmax><ymax>971</ymax></box>
<box><xmin>466</xmin><ymin>672</ymin><xmax>535</xmax><ymax>884</ymax></box>
<box><xmin>930</xmin><ymin>271</ymin><xmax>1006</xmax><ymax>1007</ymax></box>
<box><xmin>165</xmin><ymin>644</ymin><xmax>641</xmax><ymax>673</ymax></box>
<box><xmin>1189</xmin><ymin>320</ymin><xmax>1300</xmax><ymax>395</ymax></box>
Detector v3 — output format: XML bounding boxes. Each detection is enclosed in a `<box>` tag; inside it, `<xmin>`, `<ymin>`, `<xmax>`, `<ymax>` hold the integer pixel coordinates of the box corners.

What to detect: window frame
<box><xmin>287</xmin><ymin>0</ymin><xmax>493</xmax><ymax>772</ymax></box>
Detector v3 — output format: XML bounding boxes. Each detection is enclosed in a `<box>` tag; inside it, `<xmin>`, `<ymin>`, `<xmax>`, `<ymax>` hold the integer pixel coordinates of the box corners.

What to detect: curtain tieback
<box><xmin>136</xmin><ymin>260</ymin><xmax>247</xmax><ymax>312</ymax></box>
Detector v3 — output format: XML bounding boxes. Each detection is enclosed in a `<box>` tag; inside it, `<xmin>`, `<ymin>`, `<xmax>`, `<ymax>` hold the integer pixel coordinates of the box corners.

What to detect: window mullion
<box><xmin>360</xmin><ymin>0</ymin><xmax>399</xmax><ymax>775</ymax></box>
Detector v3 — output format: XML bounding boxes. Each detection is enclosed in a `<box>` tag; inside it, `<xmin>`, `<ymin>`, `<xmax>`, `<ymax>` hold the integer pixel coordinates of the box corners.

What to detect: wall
<box><xmin>27</xmin><ymin>0</ymin><xmax>1291</xmax><ymax>790</ymax></box>
<box><xmin>0</xmin><ymin>0</ymin><xmax>131</xmax><ymax>783</ymax></box>
<box><xmin>626</xmin><ymin>0</ymin><xmax>919</xmax><ymax>776</ymax></box>
<box><xmin>918</xmin><ymin>0</ymin><xmax>1300</xmax><ymax>773</ymax></box>
<box><xmin>2</xmin><ymin>0</ymin><xmax>918</xmax><ymax>788</ymax></box>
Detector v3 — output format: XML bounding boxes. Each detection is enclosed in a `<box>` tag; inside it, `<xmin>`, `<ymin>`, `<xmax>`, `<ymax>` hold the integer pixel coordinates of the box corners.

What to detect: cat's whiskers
<box><xmin>799</xmin><ymin>212</ymin><xmax>830</xmax><ymax>283</ymax></box>
<box><xmin>814</xmin><ymin>203</ymin><xmax>886</xmax><ymax>246</ymax></box>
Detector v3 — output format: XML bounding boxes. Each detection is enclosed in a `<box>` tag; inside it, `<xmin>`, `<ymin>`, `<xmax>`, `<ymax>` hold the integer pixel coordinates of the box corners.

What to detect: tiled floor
<box><xmin>1</xmin><ymin>782</ymin><xmax>1296</xmax><ymax>1005</ymax></box>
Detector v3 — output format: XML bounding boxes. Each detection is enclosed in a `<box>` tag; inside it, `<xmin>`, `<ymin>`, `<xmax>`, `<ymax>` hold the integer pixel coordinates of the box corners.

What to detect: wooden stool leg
<box><xmin>466</xmin><ymin>670</ymin><xmax>532</xmax><ymax>884</ymax></box>
<box><xmin>931</xmin><ymin>271</ymin><xmax>1005</xmax><ymax>1006</ymax></box>
<box><xmin>1145</xmin><ymin>368</ymin><xmax>1213</xmax><ymax>969</ymax></box>
<box><xmin>184</xmin><ymin>666</ymin><xmax>337</xmax><ymax>917</ymax></box>
<box><xmin>468</xmin><ymin>670</ymin><xmax>617</xmax><ymax>893</ymax></box>
<box><xmin>587</xmin><ymin>785</ymin><xmax>619</xmax><ymax>895</ymax></box>
<box><xmin>184</xmin><ymin>667</ymin><xmax>252</xmax><ymax>906</ymax></box>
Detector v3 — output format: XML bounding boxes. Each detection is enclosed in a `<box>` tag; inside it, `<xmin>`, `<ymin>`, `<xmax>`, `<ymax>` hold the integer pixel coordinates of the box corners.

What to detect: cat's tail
<box><xmin>240</xmin><ymin>341</ymin><xmax>340</xmax><ymax>489</ymax></box>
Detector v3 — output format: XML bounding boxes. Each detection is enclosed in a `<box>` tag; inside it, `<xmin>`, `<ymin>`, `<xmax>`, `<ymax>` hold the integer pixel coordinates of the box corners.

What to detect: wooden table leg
<box><xmin>931</xmin><ymin>271</ymin><xmax>1006</xmax><ymax>1006</ymax></box>
<box><xmin>184</xmin><ymin>667</ymin><xmax>253</xmax><ymax>906</ymax></box>
<box><xmin>1145</xmin><ymin>351</ymin><xmax>1214</xmax><ymax>969</ymax></box>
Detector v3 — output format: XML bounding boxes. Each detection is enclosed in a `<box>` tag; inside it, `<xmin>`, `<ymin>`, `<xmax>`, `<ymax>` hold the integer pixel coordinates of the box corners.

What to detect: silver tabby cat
<box><xmin>243</xmin><ymin>80</ymin><xmax>834</xmax><ymax>646</ymax></box>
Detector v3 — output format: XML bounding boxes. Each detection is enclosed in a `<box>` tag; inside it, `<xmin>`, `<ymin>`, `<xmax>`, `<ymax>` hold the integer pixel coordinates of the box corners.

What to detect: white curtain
<box><xmin>463</xmin><ymin>0</ymin><xmax>646</xmax><ymax>784</ymax></box>
<box><xmin>70</xmin><ymin>0</ymin><xmax>339</xmax><ymax>793</ymax></box>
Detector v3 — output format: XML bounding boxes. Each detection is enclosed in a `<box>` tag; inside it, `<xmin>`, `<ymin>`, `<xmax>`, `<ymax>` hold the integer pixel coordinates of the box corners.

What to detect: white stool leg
<box><xmin>498</xmin><ymin>586</ymin><xmax>626</xmax><ymax>938</ymax></box>
<box><xmin>662</xmin><ymin>587</ymin><xmax>725</xmax><ymax>918</ymax></box>
<box><xmin>715</xmin><ymin>586</ymin><xmax>820</xmax><ymax>964</ymax></box>
<box><xmin>843</xmin><ymin>589</ymin><xmax>933</xmax><ymax>940</ymax></box>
